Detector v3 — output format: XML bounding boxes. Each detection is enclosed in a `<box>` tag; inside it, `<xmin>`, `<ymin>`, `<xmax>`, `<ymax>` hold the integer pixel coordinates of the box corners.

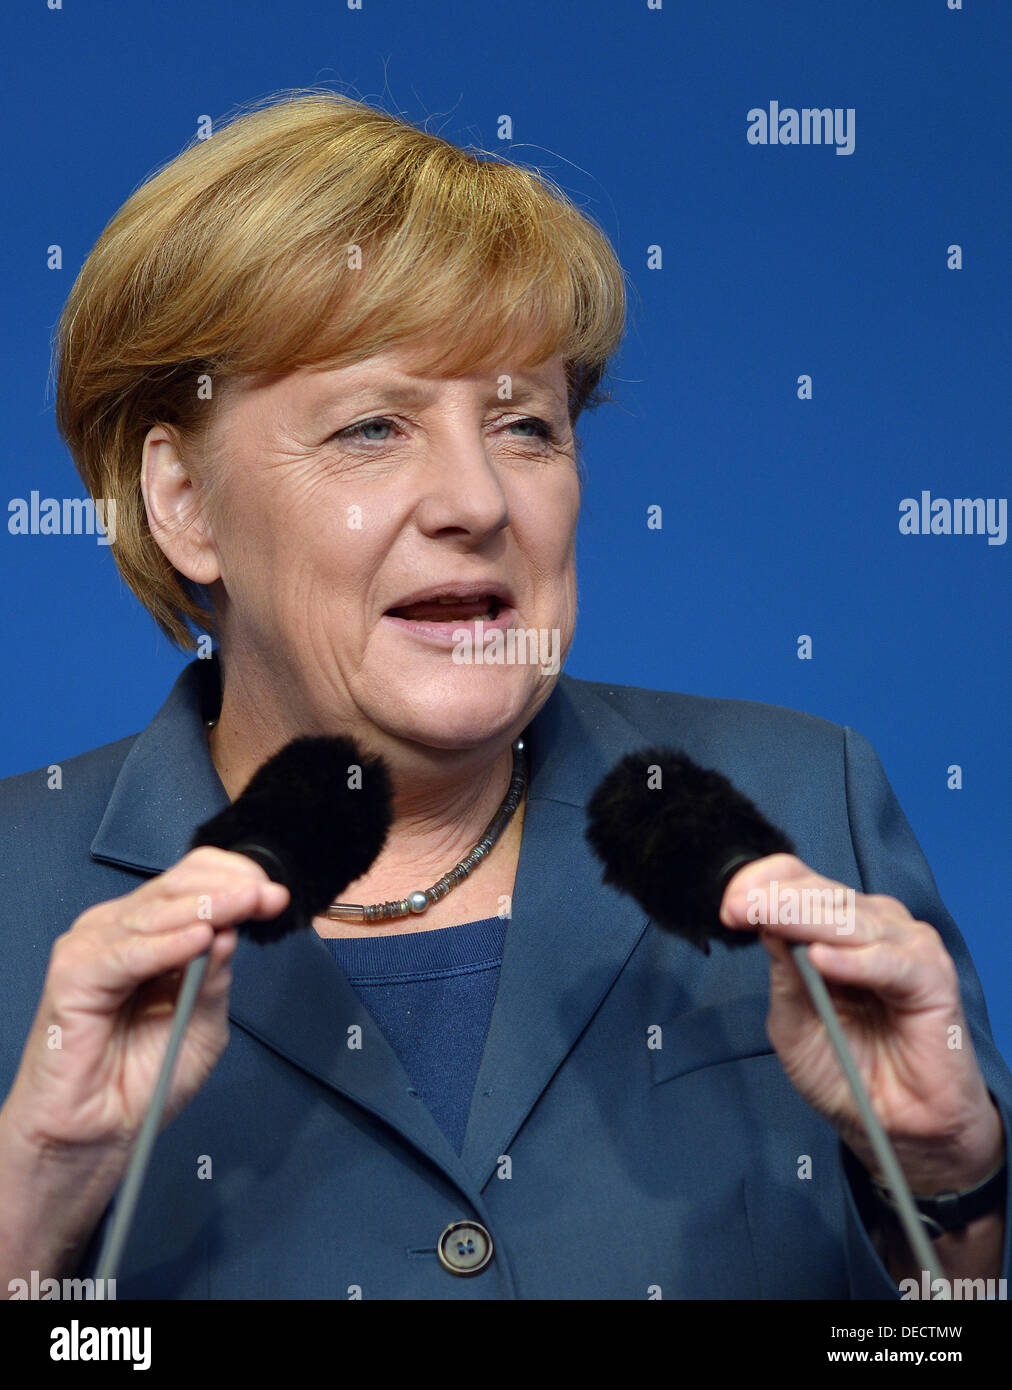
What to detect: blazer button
<box><xmin>437</xmin><ymin>1221</ymin><xmax>494</xmax><ymax>1276</ymax></box>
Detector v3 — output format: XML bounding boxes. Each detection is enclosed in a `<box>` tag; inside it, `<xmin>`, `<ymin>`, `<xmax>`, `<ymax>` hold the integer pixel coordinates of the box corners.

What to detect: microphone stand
<box><xmin>94</xmin><ymin>842</ymin><xmax>287</xmax><ymax>1283</ymax></box>
<box><xmin>790</xmin><ymin>940</ymin><xmax>947</xmax><ymax>1288</ymax></box>
<box><xmin>94</xmin><ymin>952</ymin><xmax>210</xmax><ymax>1283</ymax></box>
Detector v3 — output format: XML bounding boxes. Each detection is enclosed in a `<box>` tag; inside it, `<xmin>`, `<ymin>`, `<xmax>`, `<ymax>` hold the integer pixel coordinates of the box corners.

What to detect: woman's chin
<box><xmin>376</xmin><ymin>675</ymin><xmax>545</xmax><ymax>750</ymax></box>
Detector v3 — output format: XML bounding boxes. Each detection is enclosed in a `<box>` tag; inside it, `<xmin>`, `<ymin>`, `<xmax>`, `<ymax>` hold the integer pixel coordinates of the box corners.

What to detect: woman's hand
<box><xmin>3</xmin><ymin>846</ymin><xmax>289</xmax><ymax>1159</ymax></box>
<box><xmin>0</xmin><ymin>846</ymin><xmax>289</xmax><ymax>1287</ymax></box>
<box><xmin>719</xmin><ymin>853</ymin><xmax>1005</xmax><ymax>1196</ymax></box>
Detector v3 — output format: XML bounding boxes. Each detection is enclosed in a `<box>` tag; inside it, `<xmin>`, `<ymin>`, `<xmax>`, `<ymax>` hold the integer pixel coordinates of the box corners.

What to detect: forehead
<box><xmin>228</xmin><ymin>344</ymin><xmax>569</xmax><ymax>417</ymax></box>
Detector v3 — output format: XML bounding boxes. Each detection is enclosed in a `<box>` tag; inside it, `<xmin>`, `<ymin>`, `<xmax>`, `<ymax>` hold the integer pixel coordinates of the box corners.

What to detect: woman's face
<box><xmin>186</xmin><ymin>342</ymin><xmax>580</xmax><ymax>754</ymax></box>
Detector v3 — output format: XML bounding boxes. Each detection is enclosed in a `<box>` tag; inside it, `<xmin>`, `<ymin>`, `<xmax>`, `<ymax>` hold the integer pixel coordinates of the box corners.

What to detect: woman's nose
<box><xmin>412</xmin><ymin>432</ymin><xmax>511</xmax><ymax>540</ymax></box>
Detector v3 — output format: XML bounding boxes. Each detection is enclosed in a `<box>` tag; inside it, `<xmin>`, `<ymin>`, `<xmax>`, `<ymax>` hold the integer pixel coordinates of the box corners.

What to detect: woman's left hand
<box><xmin>719</xmin><ymin>853</ymin><xmax>1005</xmax><ymax>1194</ymax></box>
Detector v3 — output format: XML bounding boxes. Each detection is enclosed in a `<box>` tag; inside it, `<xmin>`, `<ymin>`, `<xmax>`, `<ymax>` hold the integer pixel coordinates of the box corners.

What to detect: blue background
<box><xmin>1</xmin><ymin>1</ymin><xmax>1009</xmax><ymax>1057</ymax></box>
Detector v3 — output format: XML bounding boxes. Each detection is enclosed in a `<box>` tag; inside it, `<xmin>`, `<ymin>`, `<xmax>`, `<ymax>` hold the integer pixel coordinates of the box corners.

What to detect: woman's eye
<box><xmin>507</xmin><ymin>416</ymin><xmax>557</xmax><ymax>442</ymax></box>
<box><xmin>332</xmin><ymin>415</ymin><xmax>560</xmax><ymax>446</ymax></box>
<box><xmin>336</xmin><ymin>417</ymin><xmax>397</xmax><ymax>444</ymax></box>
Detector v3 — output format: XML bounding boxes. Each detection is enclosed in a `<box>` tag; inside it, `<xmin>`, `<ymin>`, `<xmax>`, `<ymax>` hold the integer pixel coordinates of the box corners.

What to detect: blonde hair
<box><xmin>54</xmin><ymin>87</ymin><xmax>628</xmax><ymax>649</ymax></box>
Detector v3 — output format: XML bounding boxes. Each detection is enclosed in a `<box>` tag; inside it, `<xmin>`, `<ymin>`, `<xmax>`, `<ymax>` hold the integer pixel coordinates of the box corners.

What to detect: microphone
<box><xmin>189</xmin><ymin>734</ymin><xmax>393</xmax><ymax>940</ymax></box>
<box><xmin>585</xmin><ymin>746</ymin><xmax>795</xmax><ymax>953</ymax></box>
<box><xmin>585</xmin><ymin>745</ymin><xmax>946</xmax><ymax>1286</ymax></box>
<box><xmin>96</xmin><ymin>734</ymin><xmax>392</xmax><ymax>1281</ymax></box>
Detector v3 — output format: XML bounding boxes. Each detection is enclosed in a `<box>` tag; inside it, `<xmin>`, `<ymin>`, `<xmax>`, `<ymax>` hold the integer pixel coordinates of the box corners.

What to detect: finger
<box><xmin>722</xmin><ymin>853</ymin><xmax>810</xmax><ymax>905</ymax></box>
<box><xmin>148</xmin><ymin>876</ymin><xmax>290</xmax><ymax>932</ymax></box>
<box><xmin>54</xmin><ymin>874</ymin><xmax>288</xmax><ymax>1016</ymax></box>
<box><xmin>723</xmin><ymin>872</ymin><xmax>913</xmax><ymax>950</ymax></box>
<box><xmin>174</xmin><ymin>845</ymin><xmax>279</xmax><ymax>880</ymax></box>
<box><xmin>98</xmin><ymin>847</ymin><xmax>281</xmax><ymax>920</ymax></box>
<box><xmin>759</xmin><ymin>934</ymin><xmax>897</xmax><ymax>1075</ymax></box>
<box><xmin>189</xmin><ymin>927</ymin><xmax>240</xmax><ymax>1014</ymax></box>
<box><xmin>163</xmin><ymin>847</ymin><xmax>288</xmax><ymax>904</ymax></box>
<box><xmin>88</xmin><ymin>877</ymin><xmax>290</xmax><ymax>943</ymax></box>
<box><xmin>48</xmin><ymin>919</ymin><xmax>219</xmax><ymax>1016</ymax></box>
<box><xmin>806</xmin><ymin>936</ymin><xmax>957</xmax><ymax>1009</ymax></box>
<box><xmin>80</xmin><ymin>875</ymin><xmax>288</xmax><ymax>1000</ymax></box>
<box><xmin>719</xmin><ymin>854</ymin><xmax>811</xmax><ymax>929</ymax></box>
<box><xmin>138</xmin><ymin>925</ymin><xmax>240</xmax><ymax>1013</ymax></box>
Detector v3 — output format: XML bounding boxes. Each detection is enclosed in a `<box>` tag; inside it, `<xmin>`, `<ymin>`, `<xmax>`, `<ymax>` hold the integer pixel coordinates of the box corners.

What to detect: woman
<box><xmin>0</xmin><ymin>89</ymin><xmax>1008</xmax><ymax>1300</ymax></box>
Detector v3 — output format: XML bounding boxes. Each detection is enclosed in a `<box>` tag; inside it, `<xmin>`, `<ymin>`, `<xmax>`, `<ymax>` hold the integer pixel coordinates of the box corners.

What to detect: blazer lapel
<box><xmin>89</xmin><ymin>656</ymin><xmax>478</xmax><ymax>1191</ymax></box>
<box><xmin>226</xmin><ymin>919</ymin><xmax>481</xmax><ymax>1192</ymax></box>
<box><xmin>89</xmin><ymin>656</ymin><xmax>652</xmax><ymax>1195</ymax></box>
<box><xmin>458</xmin><ymin>682</ymin><xmax>651</xmax><ymax>1184</ymax></box>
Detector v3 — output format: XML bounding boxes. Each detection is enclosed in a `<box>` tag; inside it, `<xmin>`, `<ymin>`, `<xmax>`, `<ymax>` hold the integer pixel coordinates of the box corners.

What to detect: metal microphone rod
<box><xmin>789</xmin><ymin>940</ymin><xmax>947</xmax><ymax>1289</ymax></box>
<box><xmin>94</xmin><ymin>950</ymin><xmax>210</xmax><ymax>1283</ymax></box>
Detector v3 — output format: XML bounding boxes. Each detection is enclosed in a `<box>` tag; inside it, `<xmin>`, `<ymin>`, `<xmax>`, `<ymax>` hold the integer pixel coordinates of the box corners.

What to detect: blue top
<box><xmin>320</xmin><ymin>917</ymin><xmax>508</xmax><ymax>1154</ymax></box>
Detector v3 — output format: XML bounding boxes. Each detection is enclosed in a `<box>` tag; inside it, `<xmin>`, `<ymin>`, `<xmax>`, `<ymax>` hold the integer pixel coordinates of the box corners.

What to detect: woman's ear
<box><xmin>141</xmin><ymin>425</ymin><xmax>222</xmax><ymax>586</ymax></box>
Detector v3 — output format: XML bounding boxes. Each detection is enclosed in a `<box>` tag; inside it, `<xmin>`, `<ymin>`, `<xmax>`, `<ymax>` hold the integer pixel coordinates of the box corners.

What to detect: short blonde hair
<box><xmin>54</xmin><ymin>87</ymin><xmax>628</xmax><ymax>650</ymax></box>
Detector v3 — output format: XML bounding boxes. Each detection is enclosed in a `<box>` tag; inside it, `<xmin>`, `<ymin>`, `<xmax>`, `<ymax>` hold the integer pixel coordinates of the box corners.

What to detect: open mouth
<box><xmin>385</xmin><ymin>595</ymin><xmax>503</xmax><ymax>623</ymax></box>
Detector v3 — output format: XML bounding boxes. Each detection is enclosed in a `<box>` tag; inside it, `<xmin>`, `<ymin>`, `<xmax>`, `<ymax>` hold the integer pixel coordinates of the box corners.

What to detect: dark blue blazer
<box><xmin>2</xmin><ymin>656</ymin><xmax>1010</xmax><ymax>1299</ymax></box>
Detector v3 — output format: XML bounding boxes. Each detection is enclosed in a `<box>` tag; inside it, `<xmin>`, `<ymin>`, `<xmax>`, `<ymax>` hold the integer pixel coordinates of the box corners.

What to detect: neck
<box><xmin>206</xmin><ymin>677</ymin><xmax>529</xmax><ymax>932</ymax></box>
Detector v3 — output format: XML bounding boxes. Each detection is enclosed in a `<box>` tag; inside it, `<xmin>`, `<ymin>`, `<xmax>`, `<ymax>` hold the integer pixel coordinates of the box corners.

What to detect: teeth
<box><xmin>432</xmin><ymin>594</ymin><xmax>495</xmax><ymax>604</ymax></box>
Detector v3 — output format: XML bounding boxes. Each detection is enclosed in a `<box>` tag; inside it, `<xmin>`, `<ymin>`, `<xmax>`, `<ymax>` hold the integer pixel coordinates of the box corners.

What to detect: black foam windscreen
<box><xmin>191</xmin><ymin>735</ymin><xmax>392</xmax><ymax>942</ymax></box>
<box><xmin>585</xmin><ymin>746</ymin><xmax>795</xmax><ymax>953</ymax></box>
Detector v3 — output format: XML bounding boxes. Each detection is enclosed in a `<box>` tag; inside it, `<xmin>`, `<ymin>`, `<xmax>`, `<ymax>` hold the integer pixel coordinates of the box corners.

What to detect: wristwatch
<box><xmin>870</xmin><ymin>1155</ymin><xmax>1008</xmax><ymax>1240</ymax></box>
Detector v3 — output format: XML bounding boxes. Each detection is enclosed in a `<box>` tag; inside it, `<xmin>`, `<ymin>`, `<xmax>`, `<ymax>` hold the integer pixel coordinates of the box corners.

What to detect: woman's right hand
<box><xmin>2</xmin><ymin>846</ymin><xmax>289</xmax><ymax>1163</ymax></box>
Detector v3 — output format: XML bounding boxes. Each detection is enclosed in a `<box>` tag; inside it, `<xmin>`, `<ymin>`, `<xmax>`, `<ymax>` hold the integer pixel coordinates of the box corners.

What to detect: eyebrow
<box><xmin>305</xmin><ymin>376</ymin><xmax>568</xmax><ymax>416</ymax></box>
